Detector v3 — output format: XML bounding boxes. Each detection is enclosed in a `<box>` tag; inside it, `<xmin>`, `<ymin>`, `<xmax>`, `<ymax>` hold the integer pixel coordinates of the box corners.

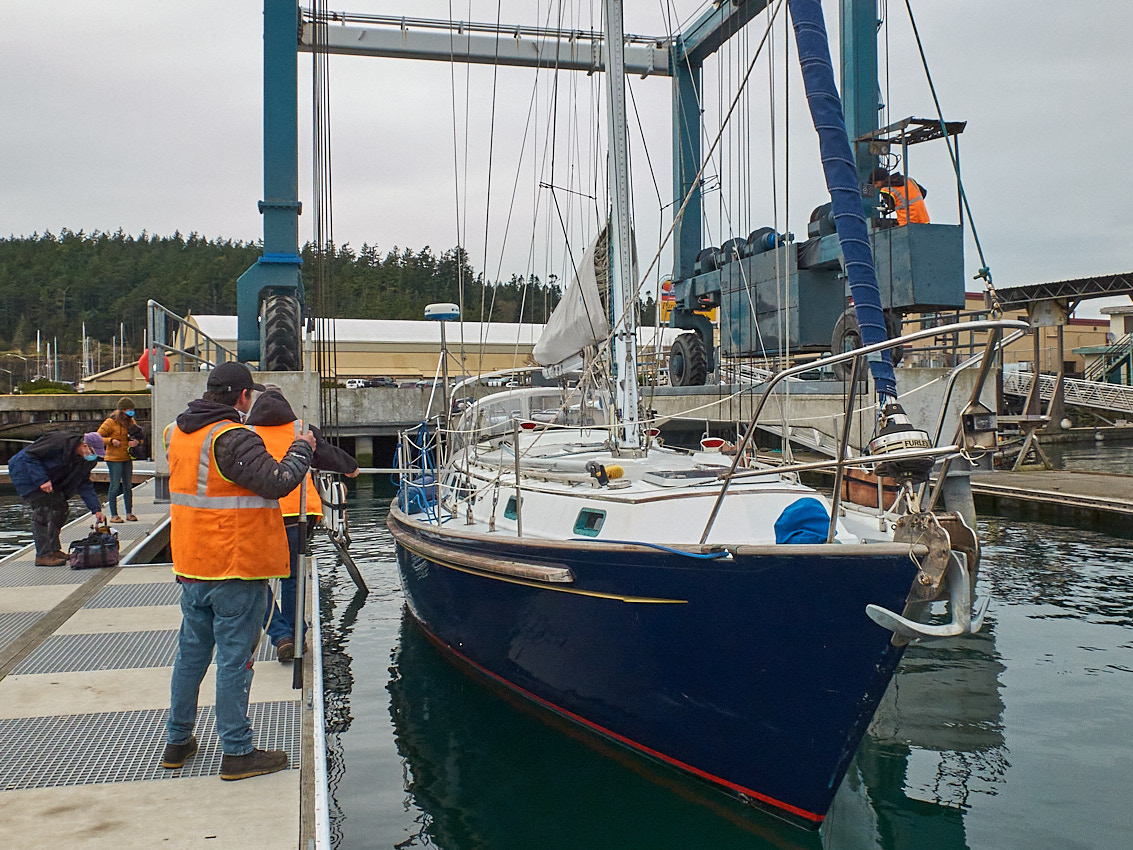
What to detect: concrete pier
<box><xmin>0</xmin><ymin>481</ymin><xmax>323</xmax><ymax>848</ymax></box>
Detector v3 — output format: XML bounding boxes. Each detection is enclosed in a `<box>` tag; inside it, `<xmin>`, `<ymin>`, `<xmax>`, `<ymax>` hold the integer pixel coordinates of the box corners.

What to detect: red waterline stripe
<box><xmin>423</xmin><ymin>626</ymin><xmax>825</xmax><ymax>825</ymax></box>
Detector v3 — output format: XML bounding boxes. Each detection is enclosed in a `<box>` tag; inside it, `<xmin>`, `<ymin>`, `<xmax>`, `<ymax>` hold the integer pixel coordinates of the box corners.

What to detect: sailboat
<box><xmin>389</xmin><ymin>0</ymin><xmax>1023</xmax><ymax>829</ymax></box>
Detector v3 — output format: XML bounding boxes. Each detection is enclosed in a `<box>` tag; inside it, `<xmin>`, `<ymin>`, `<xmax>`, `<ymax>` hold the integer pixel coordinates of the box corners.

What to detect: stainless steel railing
<box><xmin>145</xmin><ymin>300</ymin><xmax>239</xmax><ymax>377</ymax></box>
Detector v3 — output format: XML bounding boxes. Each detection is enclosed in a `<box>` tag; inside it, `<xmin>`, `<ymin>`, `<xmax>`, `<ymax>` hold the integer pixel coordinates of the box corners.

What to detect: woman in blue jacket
<box><xmin>9</xmin><ymin>430</ymin><xmax>107</xmax><ymax>565</ymax></box>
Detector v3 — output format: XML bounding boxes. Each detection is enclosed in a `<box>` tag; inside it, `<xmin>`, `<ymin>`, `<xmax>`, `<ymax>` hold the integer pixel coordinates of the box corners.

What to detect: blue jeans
<box><xmin>167</xmin><ymin>578</ymin><xmax>268</xmax><ymax>756</ymax></box>
<box><xmin>264</xmin><ymin>524</ymin><xmax>309</xmax><ymax>647</ymax></box>
<box><xmin>106</xmin><ymin>460</ymin><xmax>133</xmax><ymax>515</ymax></box>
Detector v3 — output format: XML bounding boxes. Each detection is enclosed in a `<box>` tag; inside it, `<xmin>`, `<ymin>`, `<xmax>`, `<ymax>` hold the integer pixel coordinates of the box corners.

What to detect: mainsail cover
<box><xmin>533</xmin><ymin>233</ymin><xmax>610</xmax><ymax>368</ymax></box>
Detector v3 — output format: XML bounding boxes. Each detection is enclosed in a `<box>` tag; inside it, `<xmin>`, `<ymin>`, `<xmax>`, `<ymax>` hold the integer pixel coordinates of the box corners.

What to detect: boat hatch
<box><xmin>573</xmin><ymin>508</ymin><xmax>606</xmax><ymax>537</ymax></box>
<box><xmin>642</xmin><ymin>469</ymin><xmax>721</xmax><ymax>487</ymax></box>
<box><xmin>504</xmin><ymin>496</ymin><xmax>521</xmax><ymax>521</ymax></box>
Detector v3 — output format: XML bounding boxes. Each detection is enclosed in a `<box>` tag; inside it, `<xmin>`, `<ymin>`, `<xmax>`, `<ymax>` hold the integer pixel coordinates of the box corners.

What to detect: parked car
<box><xmin>367</xmin><ymin>376</ymin><xmax>398</xmax><ymax>388</ymax></box>
<box><xmin>344</xmin><ymin>378</ymin><xmax>367</xmax><ymax>389</ymax></box>
<box><xmin>399</xmin><ymin>381</ymin><xmax>420</xmax><ymax>388</ymax></box>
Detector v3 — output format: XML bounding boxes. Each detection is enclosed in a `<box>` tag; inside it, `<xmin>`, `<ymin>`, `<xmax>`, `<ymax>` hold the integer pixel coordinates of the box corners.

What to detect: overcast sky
<box><xmin>3</xmin><ymin>1</ymin><xmax>1130</xmax><ymax>318</ymax></box>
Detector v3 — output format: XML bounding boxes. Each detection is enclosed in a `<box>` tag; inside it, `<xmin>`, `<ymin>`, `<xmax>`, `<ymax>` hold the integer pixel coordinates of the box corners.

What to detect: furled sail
<box><xmin>533</xmin><ymin>231</ymin><xmax>611</xmax><ymax>369</ymax></box>
<box><xmin>789</xmin><ymin>0</ymin><xmax>897</xmax><ymax>399</ymax></box>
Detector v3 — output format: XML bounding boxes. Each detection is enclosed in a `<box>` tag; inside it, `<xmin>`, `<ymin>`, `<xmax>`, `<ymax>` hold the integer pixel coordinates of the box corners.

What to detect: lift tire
<box><xmin>669</xmin><ymin>332</ymin><xmax>708</xmax><ymax>387</ymax></box>
<box><xmin>831</xmin><ymin>308</ymin><xmax>903</xmax><ymax>381</ymax></box>
<box><xmin>831</xmin><ymin>308</ymin><xmax>863</xmax><ymax>381</ymax></box>
<box><xmin>885</xmin><ymin>311</ymin><xmax>906</xmax><ymax>369</ymax></box>
<box><xmin>260</xmin><ymin>293</ymin><xmax>302</xmax><ymax>372</ymax></box>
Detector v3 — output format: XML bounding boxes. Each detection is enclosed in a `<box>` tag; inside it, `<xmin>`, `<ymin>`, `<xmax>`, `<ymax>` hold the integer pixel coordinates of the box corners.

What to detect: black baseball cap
<box><xmin>206</xmin><ymin>361</ymin><xmax>266</xmax><ymax>393</ymax></box>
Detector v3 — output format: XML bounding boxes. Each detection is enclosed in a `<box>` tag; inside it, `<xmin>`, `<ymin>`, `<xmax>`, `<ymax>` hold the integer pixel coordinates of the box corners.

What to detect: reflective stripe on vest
<box><xmin>881</xmin><ymin>180</ymin><xmax>929</xmax><ymax>225</ymax></box>
<box><xmin>167</xmin><ymin>420</ymin><xmax>289</xmax><ymax>580</ymax></box>
<box><xmin>249</xmin><ymin>419</ymin><xmax>319</xmax><ymax>517</ymax></box>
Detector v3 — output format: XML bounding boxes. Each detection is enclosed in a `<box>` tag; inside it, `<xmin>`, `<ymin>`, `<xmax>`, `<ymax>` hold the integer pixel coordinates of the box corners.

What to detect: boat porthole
<box><xmin>573</xmin><ymin>508</ymin><xmax>606</xmax><ymax>537</ymax></box>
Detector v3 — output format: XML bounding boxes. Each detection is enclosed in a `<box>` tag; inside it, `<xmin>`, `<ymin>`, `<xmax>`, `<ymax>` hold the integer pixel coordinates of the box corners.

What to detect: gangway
<box><xmin>1003</xmin><ymin>370</ymin><xmax>1133</xmax><ymax>418</ymax></box>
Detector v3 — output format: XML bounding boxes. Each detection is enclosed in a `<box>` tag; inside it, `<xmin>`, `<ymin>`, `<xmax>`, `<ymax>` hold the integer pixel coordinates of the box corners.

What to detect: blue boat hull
<box><xmin>389</xmin><ymin>509</ymin><xmax>915</xmax><ymax>828</ymax></box>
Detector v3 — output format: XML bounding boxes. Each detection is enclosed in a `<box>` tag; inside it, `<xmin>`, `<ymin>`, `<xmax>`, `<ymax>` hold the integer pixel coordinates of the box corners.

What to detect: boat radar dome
<box><xmin>425</xmin><ymin>303</ymin><xmax>461</xmax><ymax>321</ymax></box>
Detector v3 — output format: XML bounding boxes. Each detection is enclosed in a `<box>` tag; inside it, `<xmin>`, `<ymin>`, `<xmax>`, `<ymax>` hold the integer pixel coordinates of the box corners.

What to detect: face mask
<box><xmin>125</xmin><ymin>410</ymin><xmax>135</xmax><ymax>417</ymax></box>
<box><xmin>83</xmin><ymin>453</ymin><xmax>98</xmax><ymax>462</ymax></box>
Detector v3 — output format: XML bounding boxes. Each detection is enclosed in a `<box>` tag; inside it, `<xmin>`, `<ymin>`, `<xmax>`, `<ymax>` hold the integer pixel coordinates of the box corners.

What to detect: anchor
<box><xmin>866</xmin><ymin>511</ymin><xmax>988</xmax><ymax>643</ymax></box>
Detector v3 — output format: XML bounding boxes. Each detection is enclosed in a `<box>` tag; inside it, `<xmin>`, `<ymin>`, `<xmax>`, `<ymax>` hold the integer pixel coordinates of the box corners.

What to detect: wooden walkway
<box><xmin>0</xmin><ymin>481</ymin><xmax>322</xmax><ymax>848</ymax></box>
<box><xmin>970</xmin><ymin>469</ymin><xmax>1133</xmax><ymax>525</ymax></box>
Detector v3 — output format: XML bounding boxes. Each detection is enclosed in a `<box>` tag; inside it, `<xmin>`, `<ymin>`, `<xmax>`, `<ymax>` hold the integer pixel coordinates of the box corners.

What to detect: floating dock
<box><xmin>0</xmin><ymin>481</ymin><xmax>327</xmax><ymax>848</ymax></box>
<box><xmin>970</xmin><ymin>469</ymin><xmax>1133</xmax><ymax>528</ymax></box>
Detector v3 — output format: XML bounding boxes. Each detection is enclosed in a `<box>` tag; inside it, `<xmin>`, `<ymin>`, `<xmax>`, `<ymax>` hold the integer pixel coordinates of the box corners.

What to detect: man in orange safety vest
<box><xmin>870</xmin><ymin>167</ymin><xmax>930</xmax><ymax>225</ymax></box>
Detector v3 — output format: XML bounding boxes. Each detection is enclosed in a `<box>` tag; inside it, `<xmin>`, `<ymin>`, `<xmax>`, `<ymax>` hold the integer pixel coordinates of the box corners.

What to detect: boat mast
<box><xmin>603</xmin><ymin>0</ymin><xmax>640</xmax><ymax>449</ymax></box>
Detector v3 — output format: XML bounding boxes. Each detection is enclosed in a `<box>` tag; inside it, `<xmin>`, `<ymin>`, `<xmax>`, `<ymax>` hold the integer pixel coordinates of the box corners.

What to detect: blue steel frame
<box><xmin>237</xmin><ymin>0</ymin><xmax>305</xmax><ymax>362</ymax></box>
<box><xmin>241</xmin><ymin>2</ymin><xmax>883</xmax><ymax>365</ymax></box>
<box><xmin>668</xmin><ymin>0</ymin><xmax>884</xmax><ymax>363</ymax></box>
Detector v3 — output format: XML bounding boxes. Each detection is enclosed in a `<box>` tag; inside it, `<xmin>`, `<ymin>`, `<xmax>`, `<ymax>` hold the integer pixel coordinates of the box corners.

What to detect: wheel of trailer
<box><xmin>831</xmin><ymin>308</ymin><xmax>903</xmax><ymax>380</ymax></box>
<box><xmin>884</xmin><ymin>310</ymin><xmax>905</xmax><ymax>369</ymax></box>
<box><xmin>260</xmin><ymin>293</ymin><xmax>301</xmax><ymax>372</ymax></box>
<box><xmin>669</xmin><ymin>332</ymin><xmax>707</xmax><ymax>387</ymax></box>
<box><xmin>831</xmin><ymin>308</ymin><xmax>863</xmax><ymax>381</ymax></box>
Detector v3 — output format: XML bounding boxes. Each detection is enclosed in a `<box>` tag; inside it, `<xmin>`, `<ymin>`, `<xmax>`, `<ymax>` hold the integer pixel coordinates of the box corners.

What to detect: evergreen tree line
<box><xmin>0</xmin><ymin>229</ymin><xmax>570</xmax><ymax>368</ymax></box>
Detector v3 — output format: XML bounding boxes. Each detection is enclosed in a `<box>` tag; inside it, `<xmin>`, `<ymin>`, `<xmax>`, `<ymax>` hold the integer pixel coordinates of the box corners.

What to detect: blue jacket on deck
<box><xmin>8</xmin><ymin>431</ymin><xmax>101</xmax><ymax>513</ymax></box>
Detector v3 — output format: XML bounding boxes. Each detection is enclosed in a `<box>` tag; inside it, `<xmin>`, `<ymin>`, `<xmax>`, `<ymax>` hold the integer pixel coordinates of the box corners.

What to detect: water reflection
<box><xmin>980</xmin><ymin>517</ymin><xmax>1133</xmax><ymax>627</ymax></box>
<box><xmin>314</xmin><ymin>484</ymin><xmax>1032</xmax><ymax>849</ymax></box>
<box><xmin>382</xmin><ymin>603</ymin><xmax>1022</xmax><ymax>850</ymax></box>
<box><xmin>387</xmin><ymin>608</ymin><xmax>827</xmax><ymax>850</ymax></box>
<box><xmin>1044</xmin><ymin>440</ymin><xmax>1133</xmax><ymax>473</ymax></box>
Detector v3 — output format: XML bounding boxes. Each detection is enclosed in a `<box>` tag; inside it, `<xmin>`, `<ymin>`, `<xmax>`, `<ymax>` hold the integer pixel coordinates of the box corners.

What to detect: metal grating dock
<box><xmin>0</xmin><ymin>563</ymin><xmax>92</xmax><ymax>588</ymax></box>
<box><xmin>83</xmin><ymin>581</ymin><xmax>182</xmax><ymax>609</ymax></box>
<box><xmin>0</xmin><ymin>475</ymin><xmax>317</xmax><ymax>847</ymax></box>
<box><xmin>13</xmin><ymin>628</ymin><xmax>283</xmax><ymax>674</ymax></box>
<box><xmin>0</xmin><ymin>702</ymin><xmax>299</xmax><ymax>791</ymax></box>
<box><xmin>13</xmin><ymin>629</ymin><xmax>180</xmax><ymax>674</ymax></box>
<box><xmin>0</xmin><ymin>611</ymin><xmax>45</xmax><ymax>653</ymax></box>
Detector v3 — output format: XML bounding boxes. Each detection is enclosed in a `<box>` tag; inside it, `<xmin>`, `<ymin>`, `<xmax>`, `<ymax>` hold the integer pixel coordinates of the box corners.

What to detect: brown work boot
<box><xmin>275</xmin><ymin>637</ymin><xmax>295</xmax><ymax>663</ymax></box>
<box><xmin>219</xmin><ymin>748</ymin><xmax>289</xmax><ymax>781</ymax></box>
<box><xmin>35</xmin><ymin>554</ymin><xmax>68</xmax><ymax>566</ymax></box>
<box><xmin>161</xmin><ymin>735</ymin><xmax>199</xmax><ymax>768</ymax></box>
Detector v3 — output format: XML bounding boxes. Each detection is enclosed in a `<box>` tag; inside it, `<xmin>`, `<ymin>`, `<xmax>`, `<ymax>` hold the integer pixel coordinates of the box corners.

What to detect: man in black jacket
<box><xmin>162</xmin><ymin>361</ymin><xmax>316</xmax><ymax>781</ymax></box>
<box><xmin>245</xmin><ymin>385</ymin><xmax>359</xmax><ymax>660</ymax></box>
<box><xmin>9</xmin><ymin>431</ymin><xmax>107</xmax><ymax>565</ymax></box>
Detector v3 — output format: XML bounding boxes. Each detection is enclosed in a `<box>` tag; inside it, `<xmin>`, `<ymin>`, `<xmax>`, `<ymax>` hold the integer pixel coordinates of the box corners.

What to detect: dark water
<box><xmin>315</xmin><ymin>469</ymin><xmax>1133</xmax><ymax>849</ymax></box>
<box><xmin>3</xmin><ymin>447</ymin><xmax>1131</xmax><ymax>848</ymax></box>
<box><xmin>1043</xmin><ymin>439</ymin><xmax>1133</xmax><ymax>474</ymax></box>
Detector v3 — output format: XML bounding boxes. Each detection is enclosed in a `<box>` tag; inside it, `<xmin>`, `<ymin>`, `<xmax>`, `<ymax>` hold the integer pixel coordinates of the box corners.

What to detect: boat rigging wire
<box><xmin>601</xmin><ymin>1</ymin><xmax>786</xmax><ymax>394</ymax></box>
<box><xmin>476</xmin><ymin>0</ymin><xmax>505</xmax><ymax>351</ymax></box>
<box><xmin>311</xmin><ymin>0</ymin><xmax>340</xmax><ymax>439</ymax></box>
<box><xmin>902</xmin><ymin>0</ymin><xmax>997</xmax><ymax>303</ymax></box>
<box><xmin>448</xmin><ymin>0</ymin><xmax>472</xmax><ymax>372</ymax></box>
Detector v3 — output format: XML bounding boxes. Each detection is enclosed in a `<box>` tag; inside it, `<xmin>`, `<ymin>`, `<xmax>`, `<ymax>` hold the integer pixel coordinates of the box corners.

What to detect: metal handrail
<box><xmin>1084</xmin><ymin>333</ymin><xmax>1132</xmax><ymax>382</ymax></box>
<box><xmin>145</xmin><ymin>300</ymin><xmax>239</xmax><ymax>376</ymax></box>
<box><xmin>1005</xmin><ymin>370</ymin><xmax>1133</xmax><ymax>416</ymax></box>
<box><xmin>699</xmin><ymin>318</ymin><xmax>1030</xmax><ymax>543</ymax></box>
